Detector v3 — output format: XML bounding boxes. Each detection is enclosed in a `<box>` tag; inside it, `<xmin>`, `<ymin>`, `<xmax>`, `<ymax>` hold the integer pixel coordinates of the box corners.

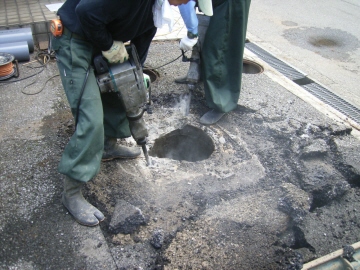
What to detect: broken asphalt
<box><xmin>1</xmin><ymin>40</ymin><xmax>360</xmax><ymax>269</ymax></box>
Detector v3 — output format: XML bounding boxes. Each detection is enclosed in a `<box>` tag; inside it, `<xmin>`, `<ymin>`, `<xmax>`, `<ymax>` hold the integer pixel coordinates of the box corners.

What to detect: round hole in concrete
<box><xmin>143</xmin><ymin>68</ymin><xmax>159</xmax><ymax>83</ymax></box>
<box><xmin>243</xmin><ymin>59</ymin><xmax>264</xmax><ymax>74</ymax></box>
<box><xmin>149</xmin><ymin>125</ymin><xmax>214</xmax><ymax>162</ymax></box>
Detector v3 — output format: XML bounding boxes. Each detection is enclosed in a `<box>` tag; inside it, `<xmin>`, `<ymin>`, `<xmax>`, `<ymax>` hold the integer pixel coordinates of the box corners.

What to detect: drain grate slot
<box><xmin>245</xmin><ymin>42</ymin><xmax>360</xmax><ymax>124</ymax></box>
<box><xmin>303</xmin><ymin>83</ymin><xmax>360</xmax><ymax>122</ymax></box>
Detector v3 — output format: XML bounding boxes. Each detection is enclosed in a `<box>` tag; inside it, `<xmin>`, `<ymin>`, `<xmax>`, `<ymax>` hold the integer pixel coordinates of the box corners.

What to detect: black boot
<box><xmin>102</xmin><ymin>137</ymin><xmax>141</xmax><ymax>161</ymax></box>
<box><xmin>62</xmin><ymin>177</ymin><xmax>105</xmax><ymax>226</ymax></box>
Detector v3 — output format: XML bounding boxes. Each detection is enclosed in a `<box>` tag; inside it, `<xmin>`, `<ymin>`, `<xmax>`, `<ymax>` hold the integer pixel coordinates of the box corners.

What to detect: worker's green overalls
<box><xmin>202</xmin><ymin>0</ymin><xmax>251</xmax><ymax>113</ymax></box>
<box><xmin>52</xmin><ymin>31</ymin><xmax>131</xmax><ymax>182</ymax></box>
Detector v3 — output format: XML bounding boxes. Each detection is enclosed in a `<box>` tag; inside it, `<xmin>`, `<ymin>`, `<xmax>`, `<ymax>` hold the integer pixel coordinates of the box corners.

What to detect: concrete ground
<box><xmin>1</xmin><ymin>38</ymin><xmax>360</xmax><ymax>269</ymax></box>
<box><xmin>247</xmin><ymin>0</ymin><xmax>360</xmax><ymax>110</ymax></box>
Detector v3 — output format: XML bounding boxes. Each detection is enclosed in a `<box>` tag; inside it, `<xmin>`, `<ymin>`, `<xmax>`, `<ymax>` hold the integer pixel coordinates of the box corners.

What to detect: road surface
<box><xmin>247</xmin><ymin>0</ymin><xmax>360</xmax><ymax>111</ymax></box>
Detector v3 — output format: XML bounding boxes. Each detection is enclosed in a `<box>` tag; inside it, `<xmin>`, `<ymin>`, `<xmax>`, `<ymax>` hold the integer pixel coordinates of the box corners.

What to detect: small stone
<box><xmin>300</xmin><ymin>139</ymin><xmax>328</xmax><ymax>159</ymax></box>
<box><xmin>150</xmin><ymin>229</ymin><xmax>164</xmax><ymax>249</ymax></box>
<box><xmin>109</xmin><ymin>200</ymin><xmax>146</xmax><ymax>234</ymax></box>
<box><xmin>202</xmin><ymin>261</ymin><xmax>209</xmax><ymax>267</ymax></box>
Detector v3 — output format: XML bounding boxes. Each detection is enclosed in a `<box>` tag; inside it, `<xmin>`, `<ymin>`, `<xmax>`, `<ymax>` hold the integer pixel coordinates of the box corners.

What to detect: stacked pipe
<box><xmin>0</xmin><ymin>28</ymin><xmax>34</xmax><ymax>62</ymax></box>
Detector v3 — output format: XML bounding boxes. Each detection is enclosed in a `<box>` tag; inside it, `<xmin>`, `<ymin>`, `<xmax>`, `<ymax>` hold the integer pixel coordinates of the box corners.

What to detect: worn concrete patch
<box><xmin>75</xmin><ymin>224</ymin><xmax>117</xmax><ymax>269</ymax></box>
<box><xmin>283</xmin><ymin>27</ymin><xmax>360</xmax><ymax>61</ymax></box>
<box><xmin>164</xmin><ymin>191</ymin><xmax>288</xmax><ymax>269</ymax></box>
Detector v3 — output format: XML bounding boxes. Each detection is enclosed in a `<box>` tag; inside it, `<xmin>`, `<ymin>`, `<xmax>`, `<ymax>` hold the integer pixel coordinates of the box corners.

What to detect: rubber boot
<box><xmin>62</xmin><ymin>177</ymin><xmax>105</xmax><ymax>226</ymax></box>
<box><xmin>102</xmin><ymin>136</ymin><xmax>141</xmax><ymax>161</ymax></box>
<box><xmin>199</xmin><ymin>109</ymin><xmax>225</xmax><ymax>125</ymax></box>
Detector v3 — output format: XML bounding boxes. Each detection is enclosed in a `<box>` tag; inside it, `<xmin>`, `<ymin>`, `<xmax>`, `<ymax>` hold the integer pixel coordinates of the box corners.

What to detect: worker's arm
<box><xmin>179</xmin><ymin>0</ymin><xmax>199</xmax><ymax>51</ymax></box>
<box><xmin>179</xmin><ymin>0</ymin><xmax>198</xmax><ymax>35</ymax></box>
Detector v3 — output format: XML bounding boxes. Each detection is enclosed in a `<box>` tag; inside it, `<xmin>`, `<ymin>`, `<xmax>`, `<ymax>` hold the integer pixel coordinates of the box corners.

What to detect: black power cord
<box><xmin>143</xmin><ymin>53</ymin><xmax>183</xmax><ymax>71</ymax></box>
<box><xmin>75</xmin><ymin>66</ymin><xmax>90</xmax><ymax>129</ymax></box>
<box><xmin>0</xmin><ymin>50</ymin><xmax>59</xmax><ymax>95</ymax></box>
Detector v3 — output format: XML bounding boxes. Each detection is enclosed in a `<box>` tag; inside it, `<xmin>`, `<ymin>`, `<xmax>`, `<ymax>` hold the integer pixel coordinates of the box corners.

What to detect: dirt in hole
<box><xmin>149</xmin><ymin>124</ymin><xmax>214</xmax><ymax>162</ymax></box>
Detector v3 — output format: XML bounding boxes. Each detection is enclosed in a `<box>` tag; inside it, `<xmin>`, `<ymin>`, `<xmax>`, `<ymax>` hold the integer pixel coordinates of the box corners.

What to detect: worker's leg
<box><xmin>102</xmin><ymin>93</ymin><xmax>131</xmax><ymax>138</ymax></box>
<box><xmin>53</xmin><ymin>33</ymin><xmax>105</xmax><ymax>226</ymax></box>
<box><xmin>101</xmin><ymin>93</ymin><xmax>141</xmax><ymax>161</ymax></box>
<box><xmin>55</xmin><ymin>35</ymin><xmax>104</xmax><ymax>182</ymax></box>
<box><xmin>201</xmin><ymin>0</ymin><xmax>251</xmax><ymax>124</ymax></box>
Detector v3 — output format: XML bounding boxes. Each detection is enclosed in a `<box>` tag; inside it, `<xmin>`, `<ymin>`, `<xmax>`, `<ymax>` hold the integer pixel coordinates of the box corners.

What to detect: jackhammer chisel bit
<box><xmin>141</xmin><ymin>144</ymin><xmax>151</xmax><ymax>166</ymax></box>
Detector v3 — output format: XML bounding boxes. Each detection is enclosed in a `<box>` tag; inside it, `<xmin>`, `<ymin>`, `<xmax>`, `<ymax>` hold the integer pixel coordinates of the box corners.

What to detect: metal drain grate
<box><xmin>245</xmin><ymin>42</ymin><xmax>360</xmax><ymax>124</ymax></box>
<box><xmin>246</xmin><ymin>42</ymin><xmax>305</xmax><ymax>80</ymax></box>
<box><xmin>303</xmin><ymin>83</ymin><xmax>360</xmax><ymax>122</ymax></box>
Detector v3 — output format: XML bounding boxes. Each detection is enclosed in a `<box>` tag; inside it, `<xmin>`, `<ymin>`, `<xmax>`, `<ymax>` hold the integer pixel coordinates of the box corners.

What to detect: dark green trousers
<box><xmin>52</xmin><ymin>33</ymin><xmax>130</xmax><ymax>182</ymax></box>
<box><xmin>202</xmin><ymin>0</ymin><xmax>251</xmax><ymax>113</ymax></box>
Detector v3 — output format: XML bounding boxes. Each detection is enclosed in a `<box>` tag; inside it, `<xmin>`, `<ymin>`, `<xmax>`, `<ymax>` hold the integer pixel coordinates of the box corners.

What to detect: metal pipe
<box><xmin>0</xmin><ymin>41</ymin><xmax>30</xmax><ymax>62</ymax></box>
<box><xmin>0</xmin><ymin>28</ymin><xmax>34</xmax><ymax>52</ymax></box>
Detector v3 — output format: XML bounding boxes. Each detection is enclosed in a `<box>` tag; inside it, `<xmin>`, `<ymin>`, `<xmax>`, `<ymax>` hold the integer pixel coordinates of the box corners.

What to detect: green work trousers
<box><xmin>52</xmin><ymin>33</ymin><xmax>130</xmax><ymax>182</ymax></box>
<box><xmin>202</xmin><ymin>0</ymin><xmax>251</xmax><ymax>113</ymax></box>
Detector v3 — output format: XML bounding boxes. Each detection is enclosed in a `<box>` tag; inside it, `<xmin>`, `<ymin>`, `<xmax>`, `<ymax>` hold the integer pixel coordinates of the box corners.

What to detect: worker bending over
<box><xmin>52</xmin><ymin>0</ymin><xmax>195</xmax><ymax>227</ymax></box>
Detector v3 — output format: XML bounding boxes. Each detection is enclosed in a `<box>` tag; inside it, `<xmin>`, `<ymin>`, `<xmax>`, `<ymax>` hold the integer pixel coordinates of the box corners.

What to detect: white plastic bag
<box><xmin>153</xmin><ymin>0</ymin><xmax>174</xmax><ymax>32</ymax></box>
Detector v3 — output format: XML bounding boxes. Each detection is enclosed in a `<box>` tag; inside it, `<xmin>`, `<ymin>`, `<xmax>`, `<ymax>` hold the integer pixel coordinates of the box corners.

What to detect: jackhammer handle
<box><xmin>93</xmin><ymin>55</ymin><xmax>109</xmax><ymax>74</ymax></box>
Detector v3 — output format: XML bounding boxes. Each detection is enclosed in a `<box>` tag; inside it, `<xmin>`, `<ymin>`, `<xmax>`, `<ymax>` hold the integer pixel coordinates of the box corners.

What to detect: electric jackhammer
<box><xmin>94</xmin><ymin>44</ymin><xmax>152</xmax><ymax>165</ymax></box>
